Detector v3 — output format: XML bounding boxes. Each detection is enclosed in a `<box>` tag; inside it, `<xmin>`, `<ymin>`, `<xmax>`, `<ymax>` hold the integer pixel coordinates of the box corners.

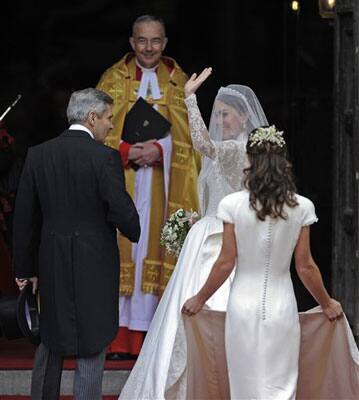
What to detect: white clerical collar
<box><xmin>69</xmin><ymin>124</ymin><xmax>95</xmax><ymax>139</ymax></box>
<box><xmin>137</xmin><ymin>61</ymin><xmax>161</xmax><ymax>100</ymax></box>
<box><xmin>136</xmin><ymin>58</ymin><xmax>159</xmax><ymax>73</ymax></box>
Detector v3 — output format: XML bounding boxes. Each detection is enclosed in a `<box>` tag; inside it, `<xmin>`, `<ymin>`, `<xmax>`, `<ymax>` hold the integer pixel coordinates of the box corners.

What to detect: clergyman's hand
<box><xmin>15</xmin><ymin>277</ymin><xmax>38</xmax><ymax>294</ymax></box>
<box><xmin>128</xmin><ymin>144</ymin><xmax>144</xmax><ymax>162</ymax></box>
<box><xmin>184</xmin><ymin>67</ymin><xmax>212</xmax><ymax>98</ymax></box>
<box><xmin>132</xmin><ymin>141</ymin><xmax>161</xmax><ymax>167</ymax></box>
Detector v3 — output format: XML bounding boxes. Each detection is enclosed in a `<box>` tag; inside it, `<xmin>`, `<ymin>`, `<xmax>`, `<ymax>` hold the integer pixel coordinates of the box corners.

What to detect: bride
<box><xmin>119</xmin><ymin>68</ymin><xmax>268</xmax><ymax>399</ymax></box>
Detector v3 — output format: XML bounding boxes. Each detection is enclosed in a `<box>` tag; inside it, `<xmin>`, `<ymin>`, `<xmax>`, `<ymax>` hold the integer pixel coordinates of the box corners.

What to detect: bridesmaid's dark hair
<box><xmin>243</xmin><ymin>126</ymin><xmax>298</xmax><ymax>221</ymax></box>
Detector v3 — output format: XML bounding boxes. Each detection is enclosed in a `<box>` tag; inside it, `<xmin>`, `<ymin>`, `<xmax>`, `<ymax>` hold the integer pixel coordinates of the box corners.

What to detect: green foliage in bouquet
<box><xmin>160</xmin><ymin>208</ymin><xmax>199</xmax><ymax>258</ymax></box>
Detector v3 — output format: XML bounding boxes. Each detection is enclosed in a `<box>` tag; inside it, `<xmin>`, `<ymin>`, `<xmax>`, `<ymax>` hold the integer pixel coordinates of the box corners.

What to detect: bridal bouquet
<box><xmin>160</xmin><ymin>209</ymin><xmax>199</xmax><ymax>258</ymax></box>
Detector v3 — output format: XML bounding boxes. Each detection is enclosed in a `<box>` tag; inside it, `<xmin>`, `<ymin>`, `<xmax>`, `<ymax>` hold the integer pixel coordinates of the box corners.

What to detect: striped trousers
<box><xmin>31</xmin><ymin>343</ymin><xmax>106</xmax><ymax>400</ymax></box>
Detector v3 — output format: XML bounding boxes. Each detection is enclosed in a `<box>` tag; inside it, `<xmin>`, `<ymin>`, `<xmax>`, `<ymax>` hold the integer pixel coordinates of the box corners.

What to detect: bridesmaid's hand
<box><xmin>184</xmin><ymin>67</ymin><xmax>212</xmax><ymax>98</ymax></box>
<box><xmin>322</xmin><ymin>298</ymin><xmax>344</xmax><ymax>322</ymax></box>
<box><xmin>182</xmin><ymin>295</ymin><xmax>205</xmax><ymax>316</ymax></box>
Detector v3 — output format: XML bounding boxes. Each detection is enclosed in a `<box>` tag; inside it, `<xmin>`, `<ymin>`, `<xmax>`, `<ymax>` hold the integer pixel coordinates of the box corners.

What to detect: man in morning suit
<box><xmin>13</xmin><ymin>88</ymin><xmax>140</xmax><ymax>399</ymax></box>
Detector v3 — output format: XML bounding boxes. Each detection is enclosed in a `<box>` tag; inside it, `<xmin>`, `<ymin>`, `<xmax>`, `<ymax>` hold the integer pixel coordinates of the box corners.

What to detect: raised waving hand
<box><xmin>184</xmin><ymin>67</ymin><xmax>212</xmax><ymax>98</ymax></box>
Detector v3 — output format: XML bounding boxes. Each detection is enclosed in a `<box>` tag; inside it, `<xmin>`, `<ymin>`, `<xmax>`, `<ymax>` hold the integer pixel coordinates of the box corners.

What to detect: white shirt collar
<box><xmin>69</xmin><ymin>124</ymin><xmax>94</xmax><ymax>139</ymax></box>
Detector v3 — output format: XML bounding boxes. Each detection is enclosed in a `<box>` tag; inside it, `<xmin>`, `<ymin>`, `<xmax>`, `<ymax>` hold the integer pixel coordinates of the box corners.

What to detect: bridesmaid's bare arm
<box><xmin>182</xmin><ymin>222</ymin><xmax>236</xmax><ymax>315</ymax></box>
<box><xmin>294</xmin><ymin>226</ymin><xmax>343</xmax><ymax>321</ymax></box>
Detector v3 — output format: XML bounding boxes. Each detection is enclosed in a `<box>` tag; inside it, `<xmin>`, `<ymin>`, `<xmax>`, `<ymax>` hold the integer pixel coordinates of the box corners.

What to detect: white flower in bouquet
<box><xmin>160</xmin><ymin>208</ymin><xmax>199</xmax><ymax>258</ymax></box>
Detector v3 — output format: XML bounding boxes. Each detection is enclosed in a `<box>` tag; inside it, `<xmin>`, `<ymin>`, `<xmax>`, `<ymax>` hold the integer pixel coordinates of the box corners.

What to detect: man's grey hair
<box><xmin>132</xmin><ymin>15</ymin><xmax>166</xmax><ymax>37</ymax></box>
<box><xmin>66</xmin><ymin>88</ymin><xmax>113</xmax><ymax>124</ymax></box>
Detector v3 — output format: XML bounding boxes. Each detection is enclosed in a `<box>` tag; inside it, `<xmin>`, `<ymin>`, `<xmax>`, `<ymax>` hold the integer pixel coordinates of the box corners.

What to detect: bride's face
<box><xmin>215</xmin><ymin>100</ymin><xmax>248</xmax><ymax>140</ymax></box>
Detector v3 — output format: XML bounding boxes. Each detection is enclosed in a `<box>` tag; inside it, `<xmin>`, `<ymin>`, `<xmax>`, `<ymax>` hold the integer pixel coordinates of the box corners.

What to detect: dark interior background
<box><xmin>1</xmin><ymin>0</ymin><xmax>334</xmax><ymax>310</ymax></box>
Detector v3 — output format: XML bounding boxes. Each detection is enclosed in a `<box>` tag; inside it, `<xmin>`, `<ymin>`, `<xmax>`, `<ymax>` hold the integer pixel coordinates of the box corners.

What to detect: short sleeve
<box><xmin>302</xmin><ymin>199</ymin><xmax>318</xmax><ymax>226</ymax></box>
<box><xmin>217</xmin><ymin>194</ymin><xmax>235</xmax><ymax>224</ymax></box>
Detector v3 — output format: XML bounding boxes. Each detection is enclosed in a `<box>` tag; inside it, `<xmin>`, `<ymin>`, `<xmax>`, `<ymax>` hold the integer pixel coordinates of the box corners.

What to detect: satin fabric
<box><xmin>215</xmin><ymin>191</ymin><xmax>313</xmax><ymax>399</ymax></box>
<box><xmin>119</xmin><ymin>215</ymin><xmax>230</xmax><ymax>399</ymax></box>
<box><xmin>183</xmin><ymin>308</ymin><xmax>359</xmax><ymax>400</ymax></box>
<box><xmin>119</xmin><ymin>191</ymin><xmax>358</xmax><ymax>399</ymax></box>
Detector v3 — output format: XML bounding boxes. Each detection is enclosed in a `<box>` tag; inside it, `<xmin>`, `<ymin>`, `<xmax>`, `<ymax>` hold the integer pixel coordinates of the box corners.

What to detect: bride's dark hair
<box><xmin>243</xmin><ymin>127</ymin><xmax>298</xmax><ymax>221</ymax></box>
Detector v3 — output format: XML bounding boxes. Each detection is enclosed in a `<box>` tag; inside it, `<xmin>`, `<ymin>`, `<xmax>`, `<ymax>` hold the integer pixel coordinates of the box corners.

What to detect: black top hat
<box><xmin>0</xmin><ymin>285</ymin><xmax>40</xmax><ymax>345</ymax></box>
<box><xmin>0</xmin><ymin>295</ymin><xmax>23</xmax><ymax>340</ymax></box>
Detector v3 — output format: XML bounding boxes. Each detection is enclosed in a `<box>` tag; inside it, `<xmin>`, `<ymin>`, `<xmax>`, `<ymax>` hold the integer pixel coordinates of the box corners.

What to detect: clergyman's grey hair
<box><xmin>66</xmin><ymin>88</ymin><xmax>113</xmax><ymax>125</ymax></box>
<box><xmin>132</xmin><ymin>15</ymin><xmax>166</xmax><ymax>37</ymax></box>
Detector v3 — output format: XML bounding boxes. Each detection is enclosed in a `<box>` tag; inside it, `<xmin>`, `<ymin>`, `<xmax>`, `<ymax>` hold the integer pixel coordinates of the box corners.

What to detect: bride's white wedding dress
<box><xmin>119</xmin><ymin>87</ymin><xmax>359</xmax><ymax>400</ymax></box>
<box><xmin>119</xmin><ymin>86</ymin><xmax>267</xmax><ymax>399</ymax></box>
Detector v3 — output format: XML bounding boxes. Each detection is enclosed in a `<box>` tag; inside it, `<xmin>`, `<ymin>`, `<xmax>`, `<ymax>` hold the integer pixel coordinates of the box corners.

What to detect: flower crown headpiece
<box><xmin>249</xmin><ymin>125</ymin><xmax>285</xmax><ymax>148</ymax></box>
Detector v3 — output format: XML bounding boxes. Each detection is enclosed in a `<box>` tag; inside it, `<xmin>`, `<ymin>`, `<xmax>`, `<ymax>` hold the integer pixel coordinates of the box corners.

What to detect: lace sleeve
<box><xmin>216</xmin><ymin>139</ymin><xmax>249</xmax><ymax>191</ymax></box>
<box><xmin>184</xmin><ymin>94</ymin><xmax>215</xmax><ymax>159</ymax></box>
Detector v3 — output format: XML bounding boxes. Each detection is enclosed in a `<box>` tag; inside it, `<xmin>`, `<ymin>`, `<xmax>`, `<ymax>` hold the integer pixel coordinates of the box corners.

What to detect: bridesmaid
<box><xmin>183</xmin><ymin>125</ymin><xmax>343</xmax><ymax>399</ymax></box>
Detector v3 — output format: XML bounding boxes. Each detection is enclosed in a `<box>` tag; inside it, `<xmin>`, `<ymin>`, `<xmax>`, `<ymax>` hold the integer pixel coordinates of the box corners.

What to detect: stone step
<box><xmin>0</xmin><ymin>369</ymin><xmax>130</xmax><ymax>396</ymax></box>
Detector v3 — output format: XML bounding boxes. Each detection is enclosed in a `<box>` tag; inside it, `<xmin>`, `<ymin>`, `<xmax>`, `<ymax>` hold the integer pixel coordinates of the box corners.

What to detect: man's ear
<box><xmin>88</xmin><ymin>111</ymin><xmax>97</xmax><ymax>127</ymax></box>
<box><xmin>162</xmin><ymin>37</ymin><xmax>168</xmax><ymax>51</ymax></box>
<box><xmin>129</xmin><ymin>37</ymin><xmax>135</xmax><ymax>51</ymax></box>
